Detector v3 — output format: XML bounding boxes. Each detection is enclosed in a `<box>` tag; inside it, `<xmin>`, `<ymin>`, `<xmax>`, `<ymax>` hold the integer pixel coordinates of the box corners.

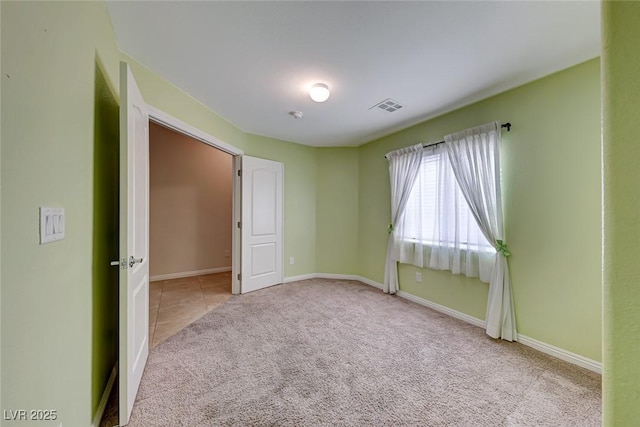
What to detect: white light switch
<box><xmin>40</xmin><ymin>207</ymin><xmax>65</xmax><ymax>244</ymax></box>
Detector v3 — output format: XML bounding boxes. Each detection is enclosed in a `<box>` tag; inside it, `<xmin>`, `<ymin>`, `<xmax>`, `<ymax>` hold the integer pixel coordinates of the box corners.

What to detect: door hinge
<box><xmin>237</xmin><ymin>221</ymin><xmax>241</xmax><ymax>229</ymax></box>
<box><xmin>237</xmin><ymin>169</ymin><xmax>242</xmax><ymax>177</ymax></box>
<box><xmin>237</xmin><ymin>273</ymin><xmax>241</xmax><ymax>281</ymax></box>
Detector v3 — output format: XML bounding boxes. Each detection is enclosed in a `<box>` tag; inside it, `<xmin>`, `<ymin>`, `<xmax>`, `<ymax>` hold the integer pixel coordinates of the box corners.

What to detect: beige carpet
<box><xmin>101</xmin><ymin>279</ymin><xmax>600</xmax><ymax>426</ymax></box>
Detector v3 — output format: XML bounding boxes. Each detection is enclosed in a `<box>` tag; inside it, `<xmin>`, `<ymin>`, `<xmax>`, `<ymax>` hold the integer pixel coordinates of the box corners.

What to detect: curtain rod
<box><xmin>422</xmin><ymin>122</ymin><xmax>512</xmax><ymax>149</ymax></box>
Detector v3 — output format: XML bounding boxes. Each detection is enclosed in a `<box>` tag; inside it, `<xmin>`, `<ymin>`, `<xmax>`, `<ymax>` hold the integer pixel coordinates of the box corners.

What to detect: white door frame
<box><xmin>147</xmin><ymin>106</ymin><xmax>243</xmax><ymax>294</ymax></box>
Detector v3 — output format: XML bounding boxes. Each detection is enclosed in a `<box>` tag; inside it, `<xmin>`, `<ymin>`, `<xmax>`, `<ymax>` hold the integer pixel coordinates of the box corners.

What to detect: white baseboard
<box><xmin>516</xmin><ymin>334</ymin><xmax>602</xmax><ymax>374</ymax></box>
<box><xmin>396</xmin><ymin>290</ymin><xmax>486</xmax><ymax>328</ymax></box>
<box><xmin>283</xmin><ymin>273</ymin><xmax>318</xmax><ymax>283</ymax></box>
<box><xmin>150</xmin><ymin>266</ymin><xmax>231</xmax><ymax>282</ymax></box>
<box><xmin>92</xmin><ymin>364</ymin><xmax>117</xmax><ymax>427</ymax></box>
<box><xmin>347</xmin><ymin>275</ymin><xmax>384</xmax><ymax>290</ymax></box>
<box><xmin>283</xmin><ymin>273</ymin><xmax>385</xmax><ymax>290</ymax></box>
<box><xmin>396</xmin><ymin>290</ymin><xmax>601</xmax><ymax>374</ymax></box>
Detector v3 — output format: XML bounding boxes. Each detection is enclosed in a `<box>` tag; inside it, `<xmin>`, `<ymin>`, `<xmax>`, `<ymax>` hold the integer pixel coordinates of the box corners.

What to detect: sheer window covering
<box><xmin>384</xmin><ymin>121</ymin><xmax>516</xmax><ymax>341</ymax></box>
<box><xmin>394</xmin><ymin>144</ymin><xmax>495</xmax><ymax>283</ymax></box>
<box><xmin>383</xmin><ymin>143</ymin><xmax>424</xmax><ymax>294</ymax></box>
<box><xmin>444</xmin><ymin>121</ymin><xmax>516</xmax><ymax>341</ymax></box>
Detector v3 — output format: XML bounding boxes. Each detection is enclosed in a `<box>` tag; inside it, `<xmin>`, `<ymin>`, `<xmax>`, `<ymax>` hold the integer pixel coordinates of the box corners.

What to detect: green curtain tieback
<box><xmin>496</xmin><ymin>240</ymin><xmax>511</xmax><ymax>257</ymax></box>
<box><xmin>387</xmin><ymin>223</ymin><xmax>394</xmax><ymax>234</ymax></box>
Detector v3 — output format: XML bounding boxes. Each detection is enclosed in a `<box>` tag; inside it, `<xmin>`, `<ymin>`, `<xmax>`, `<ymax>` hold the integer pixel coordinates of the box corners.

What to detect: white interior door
<box><xmin>241</xmin><ymin>156</ymin><xmax>283</xmax><ymax>293</ymax></box>
<box><xmin>119</xmin><ymin>62</ymin><xmax>150</xmax><ymax>425</ymax></box>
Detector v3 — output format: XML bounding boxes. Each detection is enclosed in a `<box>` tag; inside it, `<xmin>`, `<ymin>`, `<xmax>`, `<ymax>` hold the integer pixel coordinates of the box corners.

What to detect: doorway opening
<box><xmin>148</xmin><ymin>121</ymin><xmax>234</xmax><ymax>348</ymax></box>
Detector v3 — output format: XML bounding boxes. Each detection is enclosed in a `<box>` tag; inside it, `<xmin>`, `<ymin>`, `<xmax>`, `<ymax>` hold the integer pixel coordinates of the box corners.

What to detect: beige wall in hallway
<box><xmin>149</xmin><ymin>122</ymin><xmax>233</xmax><ymax>277</ymax></box>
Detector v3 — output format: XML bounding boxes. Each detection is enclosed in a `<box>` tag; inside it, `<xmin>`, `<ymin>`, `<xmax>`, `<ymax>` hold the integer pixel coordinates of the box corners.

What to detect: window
<box><xmin>394</xmin><ymin>144</ymin><xmax>495</xmax><ymax>282</ymax></box>
<box><xmin>402</xmin><ymin>147</ymin><xmax>493</xmax><ymax>251</ymax></box>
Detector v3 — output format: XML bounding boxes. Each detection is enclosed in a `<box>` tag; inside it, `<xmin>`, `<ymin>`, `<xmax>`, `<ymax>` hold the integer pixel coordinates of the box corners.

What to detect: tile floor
<box><xmin>149</xmin><ymin>271</ymin><xmax>232</xmax><ymax>348</ymax></box>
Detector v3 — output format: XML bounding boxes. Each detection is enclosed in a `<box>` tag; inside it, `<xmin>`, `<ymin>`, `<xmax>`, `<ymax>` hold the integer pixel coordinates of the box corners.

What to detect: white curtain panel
<box><xmin>396</xmin><ymin>144</ymin><xmax>495</xmax><ymax>283</ymax></box>
<box><xmin>383</xmin><ymin>143</ymin><xmax>423</xmax><ymax>294</ymax></box>
<box><xmin>444</xmin><ymin>121</ymin><xmax>517</xmax><ymax>341</ymax></box>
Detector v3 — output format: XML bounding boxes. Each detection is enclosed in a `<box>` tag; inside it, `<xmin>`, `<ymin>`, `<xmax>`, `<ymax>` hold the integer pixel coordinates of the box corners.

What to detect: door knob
<box><xmin>129</xmin><ymin>256</ymin><xmax>144</xmax><ymax>268</ymax></box>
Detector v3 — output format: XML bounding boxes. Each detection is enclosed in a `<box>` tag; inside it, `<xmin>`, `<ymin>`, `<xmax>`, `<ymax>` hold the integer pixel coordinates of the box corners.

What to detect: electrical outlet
<box><xmin>415</xmin><ymin>272</ymin><xmax>422</xmax><ymax>283</ymax></box>
<box><xmin>289</xmin><ymin>257</ymin><xmax>295</xmax><ymax>265</ymax></box>
<box><xmin>224</xmin><ymin>249</ymin><xmax>230</xmax><ymax>258</ymax></box>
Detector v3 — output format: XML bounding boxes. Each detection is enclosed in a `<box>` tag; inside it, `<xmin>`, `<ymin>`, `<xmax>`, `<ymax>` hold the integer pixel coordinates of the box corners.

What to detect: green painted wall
<box><xmin>1</xmin><ymin>2</ymin><xmax>121</xmax><ymax>425</ymax></box>
<box><xmin>602</xmin><ymin>1</ymin><xmax>640</xmax><ymax>425</ymax></box>
<box><xmin>316</xmin><ymin>148</ymin><xmax>359</xmax><ymax>274</ymax></box>
<box><xmin>358</xmin><ymin>59</ymin><xmax>602</xmax><ymax>361</ymax></box>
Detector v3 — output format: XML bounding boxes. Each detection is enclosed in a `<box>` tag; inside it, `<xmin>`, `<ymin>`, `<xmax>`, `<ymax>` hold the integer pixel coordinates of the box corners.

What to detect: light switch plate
<box><xmin>40</xmin><ymin>207</ymin><xmax>65</xmax><ymax>244</ymax></box>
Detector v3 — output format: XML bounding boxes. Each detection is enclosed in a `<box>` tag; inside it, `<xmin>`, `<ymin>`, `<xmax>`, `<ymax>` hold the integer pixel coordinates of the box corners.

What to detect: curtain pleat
<box><xmin>444</xmin><ymin>121</ymin><xmax>517</xmax><ymax>341</ymax></box>
<box><xmin>383</xmin><ymin>144</ymin><xmax>423</xmax><ymax>294</ymax></box>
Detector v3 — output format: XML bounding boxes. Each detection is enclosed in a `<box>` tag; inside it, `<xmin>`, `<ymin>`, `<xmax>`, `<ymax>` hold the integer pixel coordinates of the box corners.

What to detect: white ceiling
<box><xmin>106</xmin><ymin>1</ymin><xmax>601</xmax><ymax>147</ymax></box>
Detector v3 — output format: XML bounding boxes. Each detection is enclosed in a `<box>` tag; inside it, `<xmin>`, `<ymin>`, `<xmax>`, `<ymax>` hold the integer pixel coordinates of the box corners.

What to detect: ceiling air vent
<box><xmin>370</xmin><ymin>98</ymin><xmax>405</xmax><ymax>113</ymax></box>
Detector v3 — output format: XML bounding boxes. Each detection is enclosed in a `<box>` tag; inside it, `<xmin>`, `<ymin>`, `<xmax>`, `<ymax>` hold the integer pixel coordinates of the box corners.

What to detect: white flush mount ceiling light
<box><xmin>309</xmin><ymin>83</ymin><xmax>330</xmax><ymax>103</ymax></box>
